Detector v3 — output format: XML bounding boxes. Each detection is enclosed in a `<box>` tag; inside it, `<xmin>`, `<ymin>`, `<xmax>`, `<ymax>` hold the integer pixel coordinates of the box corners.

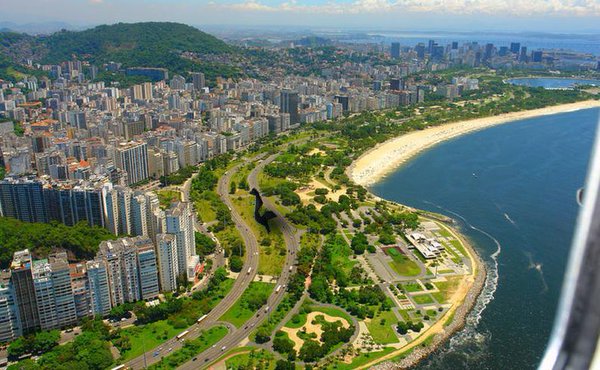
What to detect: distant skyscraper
<box><xmin>391</xmin><ymin>42</ymin><xmax>400</xmax><ymax>59</ymax></box>
<box><xmin>389</xmin><ymin>79</ymin><xmax>403</xmax><ymax>91</ymax></box>
<box><xmin>510</xmin><ymin>42</ymin><xmax>521</xmax><ymax>54</ymax></box>
<box><xmin>280</xmin><ymin>90</ymin><xmax>300</xmax><ymax>125</ymax></box>
<box><xmin>170</xmin><ymin>75</ymin><xmax>186</xmax><ymax>90</ymax></box>
<box><xmin>484</xmin><ymin>43</ymin><xmax>494</xmax><ymax>60</ymax></box>
<box><xmin>415</xmin><ymin>43</ymin><xmax>426</xmax><ymax>59</ymax></box>
<box><xmin>451</xmin><ymin>41</ymin><xmax>459</xmax><ymax>50</ymax></box>
<box><xmin>532</xmin><ymin>50</ymin><xmax>543</xmax><ymax>63</ymax></box>
<box><xmin>519</xmin><ymin>46</ymin><xmax>528</xmax><ymax>62</ymax></box>
<box><xmin>334</xmin><ymin>95</ymin><xmax>349</xmax><ymax>111</ymax></box>
<box><xmin>428</xmin><ymin>39</ymin><xmax>435</xmax><ymax>54</ymax></box>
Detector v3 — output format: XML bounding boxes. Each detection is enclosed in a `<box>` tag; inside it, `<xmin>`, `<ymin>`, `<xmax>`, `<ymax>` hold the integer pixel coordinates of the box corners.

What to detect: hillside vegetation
<box><xmin>0</xmin><ymin>217</ymin><xmax>118</xmax><ymax>268</ymax></box>
<box><xmin>0</xmin><ymin>22</ymin><xmax>240</xmax><ymax>84</ymax></box>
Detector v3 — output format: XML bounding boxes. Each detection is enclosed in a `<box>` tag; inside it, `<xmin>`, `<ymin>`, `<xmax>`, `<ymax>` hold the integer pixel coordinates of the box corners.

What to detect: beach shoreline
<box><xmin>348</xmin><ymin>100</ymin><xmax>600</xmax><ymax>187</ymax></box>
<box><xmin>347</xmin><ymin>100</ymin><xmax>599</xmax><ymax>369</ymax></box>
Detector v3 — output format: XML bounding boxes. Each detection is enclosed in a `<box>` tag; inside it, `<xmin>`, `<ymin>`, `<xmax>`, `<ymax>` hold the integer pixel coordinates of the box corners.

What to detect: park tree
<box><xmin>229</xmin><ymin>255</ymin><xmax>243</xmax><ymax>272</ymax></box>
<box><xmin>275</xmin><ymin>360</ymin><xmax>296</xmax><ymax>370</ymax></box>
<box><xmin>255</xmin><ymin>326</ymin><xmax>271</xmax><ymax>344</ymax></box>
<box><xmin>195</xmin><ymin>232</ymin><xmax>217</xmax><ymax>256</ymax></box>
<box><xmin>351</xmin><ymin>232</ymin><xmax>368</xmax><ymax>255</ymax></box>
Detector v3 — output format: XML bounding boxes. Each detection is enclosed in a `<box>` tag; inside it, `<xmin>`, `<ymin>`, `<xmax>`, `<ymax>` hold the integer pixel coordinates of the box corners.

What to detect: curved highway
<box><xmin>178</xmin><ymin>154</ymin><xmax>300</xmax><ymax>369</ymax></box>
<box><xmin>126</xmin><ymin>161</ymin><xmax>260</xmax><ymax>369</ymax></box>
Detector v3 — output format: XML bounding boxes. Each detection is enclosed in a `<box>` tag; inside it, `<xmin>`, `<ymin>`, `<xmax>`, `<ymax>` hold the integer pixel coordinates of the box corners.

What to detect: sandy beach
<box><xmin>348</xmin><ymin>100</ymin><xmax>600</xmax><ymax>187</ymax></box>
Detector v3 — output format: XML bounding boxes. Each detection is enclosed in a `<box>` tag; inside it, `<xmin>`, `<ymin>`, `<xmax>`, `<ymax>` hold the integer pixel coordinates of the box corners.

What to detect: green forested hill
<box><xmin>0</xmin><ymin>22</ymin><xmax>240</xmax><ymax>84</ymax></box>
<box><xmin>40</xmin><ymin>22</ymin><xmax>233</xmax><ymax>64</ymax></box>
<box><xmin>0</xmin><ymin>217</ymin><xmax>118</xmax><ymax>268</ymax></box>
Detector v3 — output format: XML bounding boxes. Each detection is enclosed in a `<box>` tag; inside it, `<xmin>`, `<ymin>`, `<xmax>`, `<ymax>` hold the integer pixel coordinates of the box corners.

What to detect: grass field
<box><xmin>431</xmin><ymin>277</ymin><xmax>462</xmax><ymax>304</ymax></box>
<box><xmin>231</xmin><ymin>194</ymin><xmax>285</xmax><ymax>275</ymax></box>
<box><xmin>194</xmin><ymin>197</ymin><xmax>216</xmax><ymax>223</ymax></box>
<box><xmin>327</xmin><ymin>347</ymin><xmax>396</xmax><ymax>370</ymax></box>
<box><xmin>366</xmin><ymin>309</ymin><xmax>400</xmax><ymax>344</ymax></box>
<box><xmin>412</xmin><ymin>294</ymin><xmax>435</xmax><ymax>305</ymax></box>
<box><xmin>118</xmin><ymin>278</ymin><xmax>234</xmax><ymax>361</ymax></box>
<box><xmin>386</xmin><ymin>248</ymin><xmax>420</xmax><ymax>276</ymax></box>
<box><xmin>156</xmin><ymin>189</ymin><xmax>182</xmax><ymax>210</ymax></box>
<box><xmin>219</xmin><ymin>282</ymin><xmax>274</xmax><ymax>327</ymax></box>
<box><xmin>120</xmin><ymin>320</ymin><xmax>182</xmax><ymax>361</ymax></box>
<box><xmin>328</xmin><ymin>234</ymin><xmax>357</xmax><ymax>275</ymax></box>
<box><xmin>401</xmin><ymin>282</ymin><xmax>423</xmax><ymax>293</ymax></box>
<box><xmin>147</xmin><ymin>325</ymin><xmax>228</xmax><ymax>370</ymax></box>
<box><xmin>225</xmin><ymin>349</ymin><xmax>277</xmax><ymax>370</ymax></box>
<box><xmin>285</xmin><ymin>304</ymin><xmax>352</xmax><ymax>330</ymax></box>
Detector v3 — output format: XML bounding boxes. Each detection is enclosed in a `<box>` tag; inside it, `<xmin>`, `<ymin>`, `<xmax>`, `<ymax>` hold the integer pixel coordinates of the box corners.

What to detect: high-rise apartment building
<box><xmin>165</xmin><ymin>202</ymin><xmax>197</xmax><ymax>281</ymax></box>
<box><xmin>280</xmin><ymin>90</ymin><xmax>300</xmax><ymax>126</ymax></box>
<box><xmin>191</xmin><ymin>72</ymin><xmax>205</xmax><ymax>91</ymax></box>
<box><xmin>0</xmin><ymin>271</ymin><xmax>21</xmax><ymax>342</ymax></box>
<box><xmin>156</xmin><ymin>233</ymin><xmax>179</xmax><ymax>292</ymax></box>
<box><xmin>86</xmin><ymin>260</ymin><xmax>112</xmax><ymax>317</ymax></box>
<box><xmin>115</xmin><ymin>141</ymin><xmax>149</xmax><ymax>185</ymax></box>
<box><xmin>0</xmin><ymin>176</ymin><xmax>48</xmax><ymax>223</ymax></box>
<box><xmin>10</xmin><ymin>250</ymin><xmax>40</xmax><ymax>334</ymax></box>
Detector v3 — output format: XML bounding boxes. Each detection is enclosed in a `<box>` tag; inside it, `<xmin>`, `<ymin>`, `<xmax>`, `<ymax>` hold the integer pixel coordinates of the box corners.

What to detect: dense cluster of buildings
<box><xmin>0</xmin><ymin>36</ymin><xmax>590</xmax><ymax>344</ymax></box>
<box><xmin>388</xmin><ymin>39</ymin><xmax>599</xmax><ymax>71</ymax></box>
<box><xmin>0</xmin><ymin>237</ymin><xmax>162</xmax><ymax>342</ymax></box>
<box><xmin>0</xmin><ymin>178</ymin><xmax>199</xmax><ymax>342</ymax></box>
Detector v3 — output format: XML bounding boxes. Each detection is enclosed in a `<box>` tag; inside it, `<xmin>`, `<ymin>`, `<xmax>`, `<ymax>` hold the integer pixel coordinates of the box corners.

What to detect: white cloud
<box><xmin>215</xmin><ymin>0</ymin><xmax>600</xmax><ymax>16</ymax></box>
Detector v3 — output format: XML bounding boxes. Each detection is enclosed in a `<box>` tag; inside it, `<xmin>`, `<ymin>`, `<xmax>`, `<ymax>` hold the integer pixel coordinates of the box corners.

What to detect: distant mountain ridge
<box><xmin>0</xmin><ymin>22</ymin><xmax>240</xmax><ymax>84</ymax></box>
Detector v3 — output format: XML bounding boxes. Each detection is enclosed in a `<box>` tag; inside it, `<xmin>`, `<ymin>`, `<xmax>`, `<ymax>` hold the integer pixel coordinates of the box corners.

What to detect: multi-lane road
<box><xmin>178</xmin><ymin>154</ymin><xmax>300</xmax><ymax>369</ymax></box>
<box><xmin>126</xmin><ymin>153</ymin><xmax>299</xmax><ymax>369</ymax></box>
<box><xmin>126</xmin><ymin>162</ymin><xmax>260</xmax><ymax>369</ymax></box>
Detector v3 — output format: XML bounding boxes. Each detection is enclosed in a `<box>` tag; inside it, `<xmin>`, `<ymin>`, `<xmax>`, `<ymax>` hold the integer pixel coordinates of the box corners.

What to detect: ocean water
<box><xmin>370</xmin><ymin>108</ymin><xmax>600</xmax><ymax>369</ymax></box>
<box><xmin>508</xmin><ymin>78</ymin><xmax>600</xmax><ymax>89</ymax></box>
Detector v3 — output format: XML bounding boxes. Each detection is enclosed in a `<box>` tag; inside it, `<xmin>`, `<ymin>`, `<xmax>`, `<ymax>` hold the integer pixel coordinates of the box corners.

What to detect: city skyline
<box><xmin>1</xmin><ymin>0</ymin><xmax>600</xmax><ymax>33</ymax></box>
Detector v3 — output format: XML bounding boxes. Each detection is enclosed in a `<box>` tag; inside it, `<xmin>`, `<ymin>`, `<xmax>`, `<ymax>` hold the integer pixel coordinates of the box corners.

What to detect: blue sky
<box><xmin>2</xmin><ymin>0</ymin><xmax>600</xmax><ymax>33</ymax></box>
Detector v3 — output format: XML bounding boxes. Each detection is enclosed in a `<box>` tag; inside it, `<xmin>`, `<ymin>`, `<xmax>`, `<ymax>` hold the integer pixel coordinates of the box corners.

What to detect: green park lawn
<box><xmin>366</xmin><ymin>309</ymin><xmax>400</xmax><ymax>344</ymax></box>
<box><xmin>431</xmin><ymin>277</ymin><xmax>462</xmax><ymax>304</ymax></box>
<box><xmin>412</xmin><ymin>294</ymin><xmax>435</xmax><ymax>305</ymax></box>
<box><xmin>219</xmin><ymin>282</ymin><xmax>274</xmax><ymax>327</ymax></box>
<box><xmin>387</xmin><ymin>248</ymin><xmax>420</xmax><ymax>277</ymax></box>
<box><xmin>231</xmin><ymin>194</ymin><xmax>285</xmax><ymax>276</ymax></box>
<box><xmin>119</xmin><ymin>320</ymin><xmax>182</xmax><ymax>361</ymax></box>
<box><xmin>194</xmin><ymin>197</ymin><xmax>216</xmax><ymax>223</ymax></box>
<box><xmin>147</xmin><ymin>325</ymin><xmax>228</xmax><ymax>370</ymax></box>
<box><xmin>118</xmin><ymin>279</ymin><xmax>233</xmax><ymax>361</ymax></box>
<box><xmin>156</xmin><ymin>189</ymin><xmax>182</xmax><ymax>210</ymax></box>
<box><xmin>225</xmin><ymin>349</ymin><xmax>277</xmax><ymax>370</ymax></box>
<box><xmin>327</xmin><ymin>347</ymin><xmax>396</xmax><ymax>370</ymax></box>
<box><xmin>401</xmin><ymin>282</ymin><xmax>423</xmax><ymax>293</ymax></box>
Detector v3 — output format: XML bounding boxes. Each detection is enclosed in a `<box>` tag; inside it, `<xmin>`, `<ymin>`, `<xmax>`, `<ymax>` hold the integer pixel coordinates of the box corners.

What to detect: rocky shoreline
<box><xmin>372</xmin><ymin>225</ymin><xmax>487</xmax><ymax>370</ymax></box>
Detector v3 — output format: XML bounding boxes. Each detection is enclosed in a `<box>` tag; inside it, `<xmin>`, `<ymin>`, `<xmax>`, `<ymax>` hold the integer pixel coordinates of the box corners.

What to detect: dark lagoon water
<box><xmin>370</xmin><ymin>107</ymin><xmax>600</xmax><ymax>369</ymax></box>
<box><xmin>508</xmin><ymin>77</ymin><xmax>600</xmax><ymax>89</ymax></box>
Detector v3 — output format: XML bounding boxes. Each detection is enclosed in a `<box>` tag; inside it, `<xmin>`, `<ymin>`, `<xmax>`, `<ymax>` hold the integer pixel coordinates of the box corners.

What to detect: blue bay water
<box><xmin>508</xmin><ymin>78</ymin><xmax>600</xmax><ymax>89</ymax></box>
<box><xmin>370</xmin><ymin>108</ymin><xmax>600</xmax><ymax>369</ymax></box>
